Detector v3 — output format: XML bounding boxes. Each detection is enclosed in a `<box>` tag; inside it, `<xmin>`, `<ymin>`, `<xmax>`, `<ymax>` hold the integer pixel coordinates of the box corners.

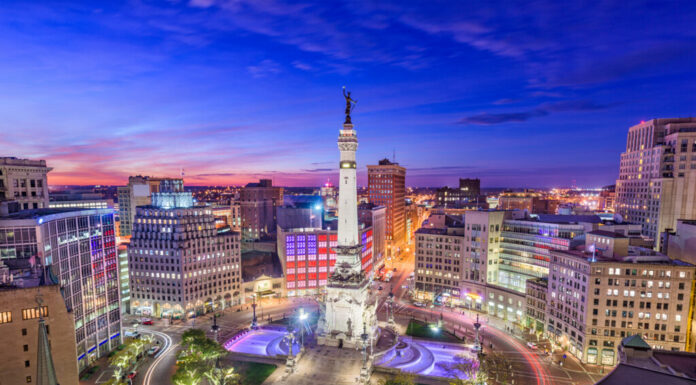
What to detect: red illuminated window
<box><xmin>286</xmin><ymin>274</ymin><xmax>295</xmax><ymax>281</ymax></box>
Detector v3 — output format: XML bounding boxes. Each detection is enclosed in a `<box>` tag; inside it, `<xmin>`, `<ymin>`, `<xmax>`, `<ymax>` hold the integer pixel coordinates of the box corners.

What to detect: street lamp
<box><xmin>211</xmin><ymin>313</ymin><xmax>220</xmax><ymax>343</ymax></box>
<box><xmin>387</xmin><ymin>291</ymin><xmax>395</xmax><ymax>324</ymax></box>
<box><xmin>251</xmin><ymin>295</ymin><xmax>258</xmax><ymax>329</ymax></box>
<box><xmin>298</xmin><ymin>308</ymin><xmax>308</xmax><ymax>349</ymax></box>
<box><xmin>473</xmin><ymin>313</ymin><xmax>482</xmax><ymax>353</ymax></box>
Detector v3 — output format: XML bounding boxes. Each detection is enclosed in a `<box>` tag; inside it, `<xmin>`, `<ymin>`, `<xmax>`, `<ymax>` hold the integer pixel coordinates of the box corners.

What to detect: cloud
<box><xmin>188</xmin><ymin>0</ymin><xmax>216</xmax><ymax>8</ymax></box>
<box><xmin>247</xmin><ymin>59</ymin><xmax>281</xmax><ymax>78</ymax></box>
<box><xmin>460</xmin><ymin>110</ymin><xmax>548</xmax><ymax>125</ymax></box>
<box><xmin>460</xmin><ymin>100</ymin><xmax>613</xmax><ymax>125</ymax></box>
<box><xmin>291</xmin><ymin>61</ymin><xmax>313</xmax><ymax>71</ymax></box>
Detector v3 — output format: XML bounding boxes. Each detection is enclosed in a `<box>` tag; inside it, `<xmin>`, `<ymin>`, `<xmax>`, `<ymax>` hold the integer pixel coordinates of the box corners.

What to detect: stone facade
<box><xmin>0</xmin><ymin>285</ymin><xmax>79</xmax><ymax>385</ymax></box>
<box><xmin>0</xmin><ymin>157</ymin><xmax>51</xmax><ymax>211</ymax></box>
<box><xmin>129</xmin><ymin>197</ymin><xmax>242</xmax><ymax>317</ymax></box>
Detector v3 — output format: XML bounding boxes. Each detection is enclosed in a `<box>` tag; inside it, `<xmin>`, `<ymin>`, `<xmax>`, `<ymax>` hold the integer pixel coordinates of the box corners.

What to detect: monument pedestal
<box><xmin>318</xmin><ymin>278</ymin><xmax>376</xmax><ymax>349</ymax></box>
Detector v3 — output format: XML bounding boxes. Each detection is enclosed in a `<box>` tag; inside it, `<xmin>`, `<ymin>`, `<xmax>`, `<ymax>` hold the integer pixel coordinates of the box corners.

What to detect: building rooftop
<box><xmin>621</xmin><ymin>334</ymin><xmax>651</xmax><ymax>349</ymax></box>
<box><xmin>0</xmin><ymin>157</ymin><xmax>48</xmax><ymax>167</ymax></box>
<box><xmin>596</xmin><ymin>334</ymin><xmax>696</xmax><ymax>384</ymax></box>
<box><xmin>527</xmin><ymin>277</ymin><xmax>548</xmax><ymax>286</ymax></box>
<box><xmin>416</xmin><ymin>227</ymin><xmax>449</xmax><ymax>235</ymax></box>
<box><xmin>552</xmin><ymin>248</ymin><xmax>693</xmax><ymax>266</ymax></box>
<box><xmin>0</xmin><ymin>207</ymin><xmax>113</xmax><ymax>222</ymax></box>
<box><xmin>535</xmin><ymin>214</ymin><xmax>602</xmax><ymax>224</ymax></box>
<box><xmin>588</xmin><ymin>230</ymin><xmax>628</xmax><ymax>239</ymax></box>
<box><xmin>596</xmin><ymin>364</ymin><xmax>696</xmax><ymax>385</ymax></box>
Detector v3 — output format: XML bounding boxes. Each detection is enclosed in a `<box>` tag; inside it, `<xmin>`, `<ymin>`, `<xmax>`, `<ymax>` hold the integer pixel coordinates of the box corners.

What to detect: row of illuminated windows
<box><xmin>0</xmin><ymin>306</ymin><xmax>49</xmax><ymax>324</ymax></box>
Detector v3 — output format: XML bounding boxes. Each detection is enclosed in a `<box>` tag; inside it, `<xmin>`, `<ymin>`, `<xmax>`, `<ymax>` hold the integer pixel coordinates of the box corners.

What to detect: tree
<box><xmin>479</xmin><ymin>352</ymin><xmax>512</xmax><ymax>384</ymax></box>
<box><xmin>108</xmin><ymin>348</ymin><xmax>133</xmax><ymax>381</ymax></box>
<box><xmin>172</xmin><ymin>366</ymin><xmax>203</xmax><ymax>385</ymax></box>
<box><xmin>378</xmin><ymin>372</ymin><xmax>415</xmax><ymax>385</ymax></box>
<box><xmin>203</xmin><ymin>367</ymin><xmax>237</xmax><ymax>385</ymax></box>
<box><xmin>437</xmin><ymin>354</ymin><xmax>486</xmax><ymax>385</ymax></box>
<box><xmin>174</xmin><ymin>328</ymin><xmax>232</xmax><ymax>385</ymax></box>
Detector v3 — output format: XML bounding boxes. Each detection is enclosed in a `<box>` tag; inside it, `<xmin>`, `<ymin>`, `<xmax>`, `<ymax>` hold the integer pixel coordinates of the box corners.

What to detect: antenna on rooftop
<box><xmin>392</xmin><ymin>148</ymin><xmax>396</xmax><ymax>163</ymax></box>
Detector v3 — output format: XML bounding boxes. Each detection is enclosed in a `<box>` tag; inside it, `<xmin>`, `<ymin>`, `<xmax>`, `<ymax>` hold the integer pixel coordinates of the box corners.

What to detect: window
<box><xmin>23</xmin><ymin>345</ymin><xmax>28</xmax><ymax>352</ymax></box>
<box><xmin>26</xmin><ymin>376</ymin><xmax>31</xmax><ymax>383</ymax></box>
<box><xmin>0</xmin><ymin>311</ymin><xmax>11</xmax><ymax>324</ymax></box>
<box><xmin>22</xmin><ymin>328</ymin><xmax>27</xmax><ymax>336</ymax></box>
<box><xmin>25</xmin><ymin>360</ymin><xmax>30</xmax><ymax>367</ymax></box>
<box><xmin>21</xmin><ymin>306</ymin><xmax>48</xmax><ymax>320</ymax></box>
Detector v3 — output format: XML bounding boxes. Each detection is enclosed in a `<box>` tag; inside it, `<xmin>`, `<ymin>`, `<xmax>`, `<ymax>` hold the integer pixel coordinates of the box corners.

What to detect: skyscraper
<box><xmin>368</xmin><ymin>158</ymin><xmax>406</xmax><ymax>257</ymax></box>
<box><xmin>318</xmin><ymin>90</ymin><xmax>376</xmax><ymax>349</ymax></box>
<box><xmin>615</xmin><ymin>118</ymin><xmax>696</xmax><ymax>246</ymax></box>
<box><xmin>128</xmin><ymin>191</ymin><xmax>241</xmax><ymax>318</ymax></box>
<box><xmin>436</xmin><ymin>178</ymin><xmax>481</xmax><ymax>207</ymax></box>
<box><xmin>239</xmin><ymin>179</ymin><xmax>283</xmax><ymax>240</ymax></box>
<box><xmin>117</xmin><ymin>176</ymin><xmax>184</xmax><ymax>237</ymax></box>
<box><xmin>0</xmin><ymin>157</ymin><xmax>52</xmax><ymax>210</ymax></box>
<box><xmin>0</xmin><ymin>208</ymin><xmax>121</xmax><ymax>370</ymax></box>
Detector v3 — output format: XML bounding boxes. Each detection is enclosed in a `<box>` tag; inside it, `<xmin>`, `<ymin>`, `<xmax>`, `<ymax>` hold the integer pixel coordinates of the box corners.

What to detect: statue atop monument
<box><xmin>342</xmin><ymin>86</ymin><xmax>357</xmax><ymax>124</ymax></box>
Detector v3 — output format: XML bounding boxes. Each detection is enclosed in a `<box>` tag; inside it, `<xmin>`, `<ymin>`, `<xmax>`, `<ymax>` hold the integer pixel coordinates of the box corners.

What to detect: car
<box><xmin>148</xmin><ymin>346</ymin><xmax>161</xmax><ymax>356</ymax></box>
<box><xmin>413</xmin><ymin>302</ymin><xmax>426</xmax><ymax>308</ymax></box>
<box><xmin>527</xmin><ymin>342</ymin><xmax>538</xmax><ymax>350</ymax></box>
<box><xmin>378</xmin><ymin>286</ymin><xmax>383</xmax><ymax>291</ymax></box>
<box><xmin>127</xmin><ymin>371</ymin><xmax>138</xmax><ymax>379</ymax></box>
<box><xmin>141</xmin><ymin>319</ymin><xmax>153</xmax><ymax>325</ymax></box>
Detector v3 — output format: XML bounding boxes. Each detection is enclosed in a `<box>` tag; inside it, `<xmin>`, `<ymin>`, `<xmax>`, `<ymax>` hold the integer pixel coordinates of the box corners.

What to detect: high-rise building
<box><xmin>318</xmin><ymin>91</ymin><xmax>377</xmax><ymax>349</ymax></box>
<box><xmin>436</xmin><ymin>178</ymin><xmax>481</xmax><ymax>207</ymax></box>
<box><xmin>359</xmin><ymin>203</ymin><xmax>386</xmax><ymax>273</ymax></box>
<box><xmin>0</xmin><ymin>157</ymin><xmax>52</xmax><ymax>210</ymax></box>
<box><xmin>663</xmin><ymin>219</ymin><xmax>696</xmax><ymax>265</ymax></box>
<box><xmin>0</xmin><ymin>208</ymin><xmax>121</xmax><ymax>370</ymax></box>
<box><xmin>0</xmin><ymin>285</ymin><xmax>79</xmax><ymax>385</ymax></box>
<box><xmin>498</xmin><ymin>215</ymin><xmax>591</xmax><ymax>292</ymax></box>
<box><xmin>128</xmin><ymin>192</ymin><xmax>242</xmax><ymax>318</ymax></box>
<box><xmin>117</xmin><ymin>176</ymin><xmax>184</xmax><ymax>237</ymax></box>
<box><xmin>599</xmin><ymin>185</ymin><xmax>616</xmax><ymax>212</ymax></box>
<box><xmin>368</xmin><ymin>158</ymin><xmax>406</xmax><ymax>257</ymax></box>
<box><xmin>239</xmin><ymin>179</ymin><xmax>283</xmax><ymax>240</ymax></box>
<box><xmin>615</xmin><ymin>118</ymin><xmax>696</xmax><ymax>246</ymax></box>
<box><xmin>547</xmin><ymin>233</ymin><xmax>695</xmax><ymax>366</ymax></box>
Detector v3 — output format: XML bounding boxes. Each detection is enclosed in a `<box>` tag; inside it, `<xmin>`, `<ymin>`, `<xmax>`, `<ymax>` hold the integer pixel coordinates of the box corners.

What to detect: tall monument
<box><xmin>318</xmin><ymin>88</ymin><xmax>377</xmax><ymax>348</ymax></box>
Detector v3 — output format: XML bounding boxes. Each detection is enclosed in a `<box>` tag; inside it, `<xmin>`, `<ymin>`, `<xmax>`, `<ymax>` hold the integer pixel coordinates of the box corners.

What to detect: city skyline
<box><xmin>1</xmin><ymin>1</ymin><xmax>695</xmax><ymax>188</ymax></box>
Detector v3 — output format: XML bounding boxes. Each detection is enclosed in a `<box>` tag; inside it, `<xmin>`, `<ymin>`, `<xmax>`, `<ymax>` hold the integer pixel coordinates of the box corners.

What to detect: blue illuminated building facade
<box><xmin>0</xmin><ymin>208</ymin><xmax>121</xmax><ymax>370</ymax></box>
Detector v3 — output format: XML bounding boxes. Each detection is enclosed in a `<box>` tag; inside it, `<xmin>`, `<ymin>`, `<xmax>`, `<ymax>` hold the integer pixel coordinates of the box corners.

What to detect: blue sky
<box><xmin>0</xmin><ymin>0</ymin><xmax>694</xmax><ymax>187</ymax></box>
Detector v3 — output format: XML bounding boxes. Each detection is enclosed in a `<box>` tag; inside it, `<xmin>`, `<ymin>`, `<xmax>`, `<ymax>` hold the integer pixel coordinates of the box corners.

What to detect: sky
<box><xmin>1</xmin><ymin>1</ymin><xmax>695</xmax><ymax>188</ymax></box>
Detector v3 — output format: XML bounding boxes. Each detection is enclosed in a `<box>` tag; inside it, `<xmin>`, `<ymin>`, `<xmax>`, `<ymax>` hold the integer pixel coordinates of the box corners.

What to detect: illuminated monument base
<box><xmin>318</xmin><ymin>276</ymin><xmax>377</xmax><ymax>349</ymax></box>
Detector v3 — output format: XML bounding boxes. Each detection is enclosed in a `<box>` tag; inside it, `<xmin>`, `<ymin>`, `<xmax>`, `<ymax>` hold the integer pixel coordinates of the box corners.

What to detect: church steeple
<box><xmin>35</xmin><ymin>294</ymin><xmax>59</xmax><ymax>385</ymax></box>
